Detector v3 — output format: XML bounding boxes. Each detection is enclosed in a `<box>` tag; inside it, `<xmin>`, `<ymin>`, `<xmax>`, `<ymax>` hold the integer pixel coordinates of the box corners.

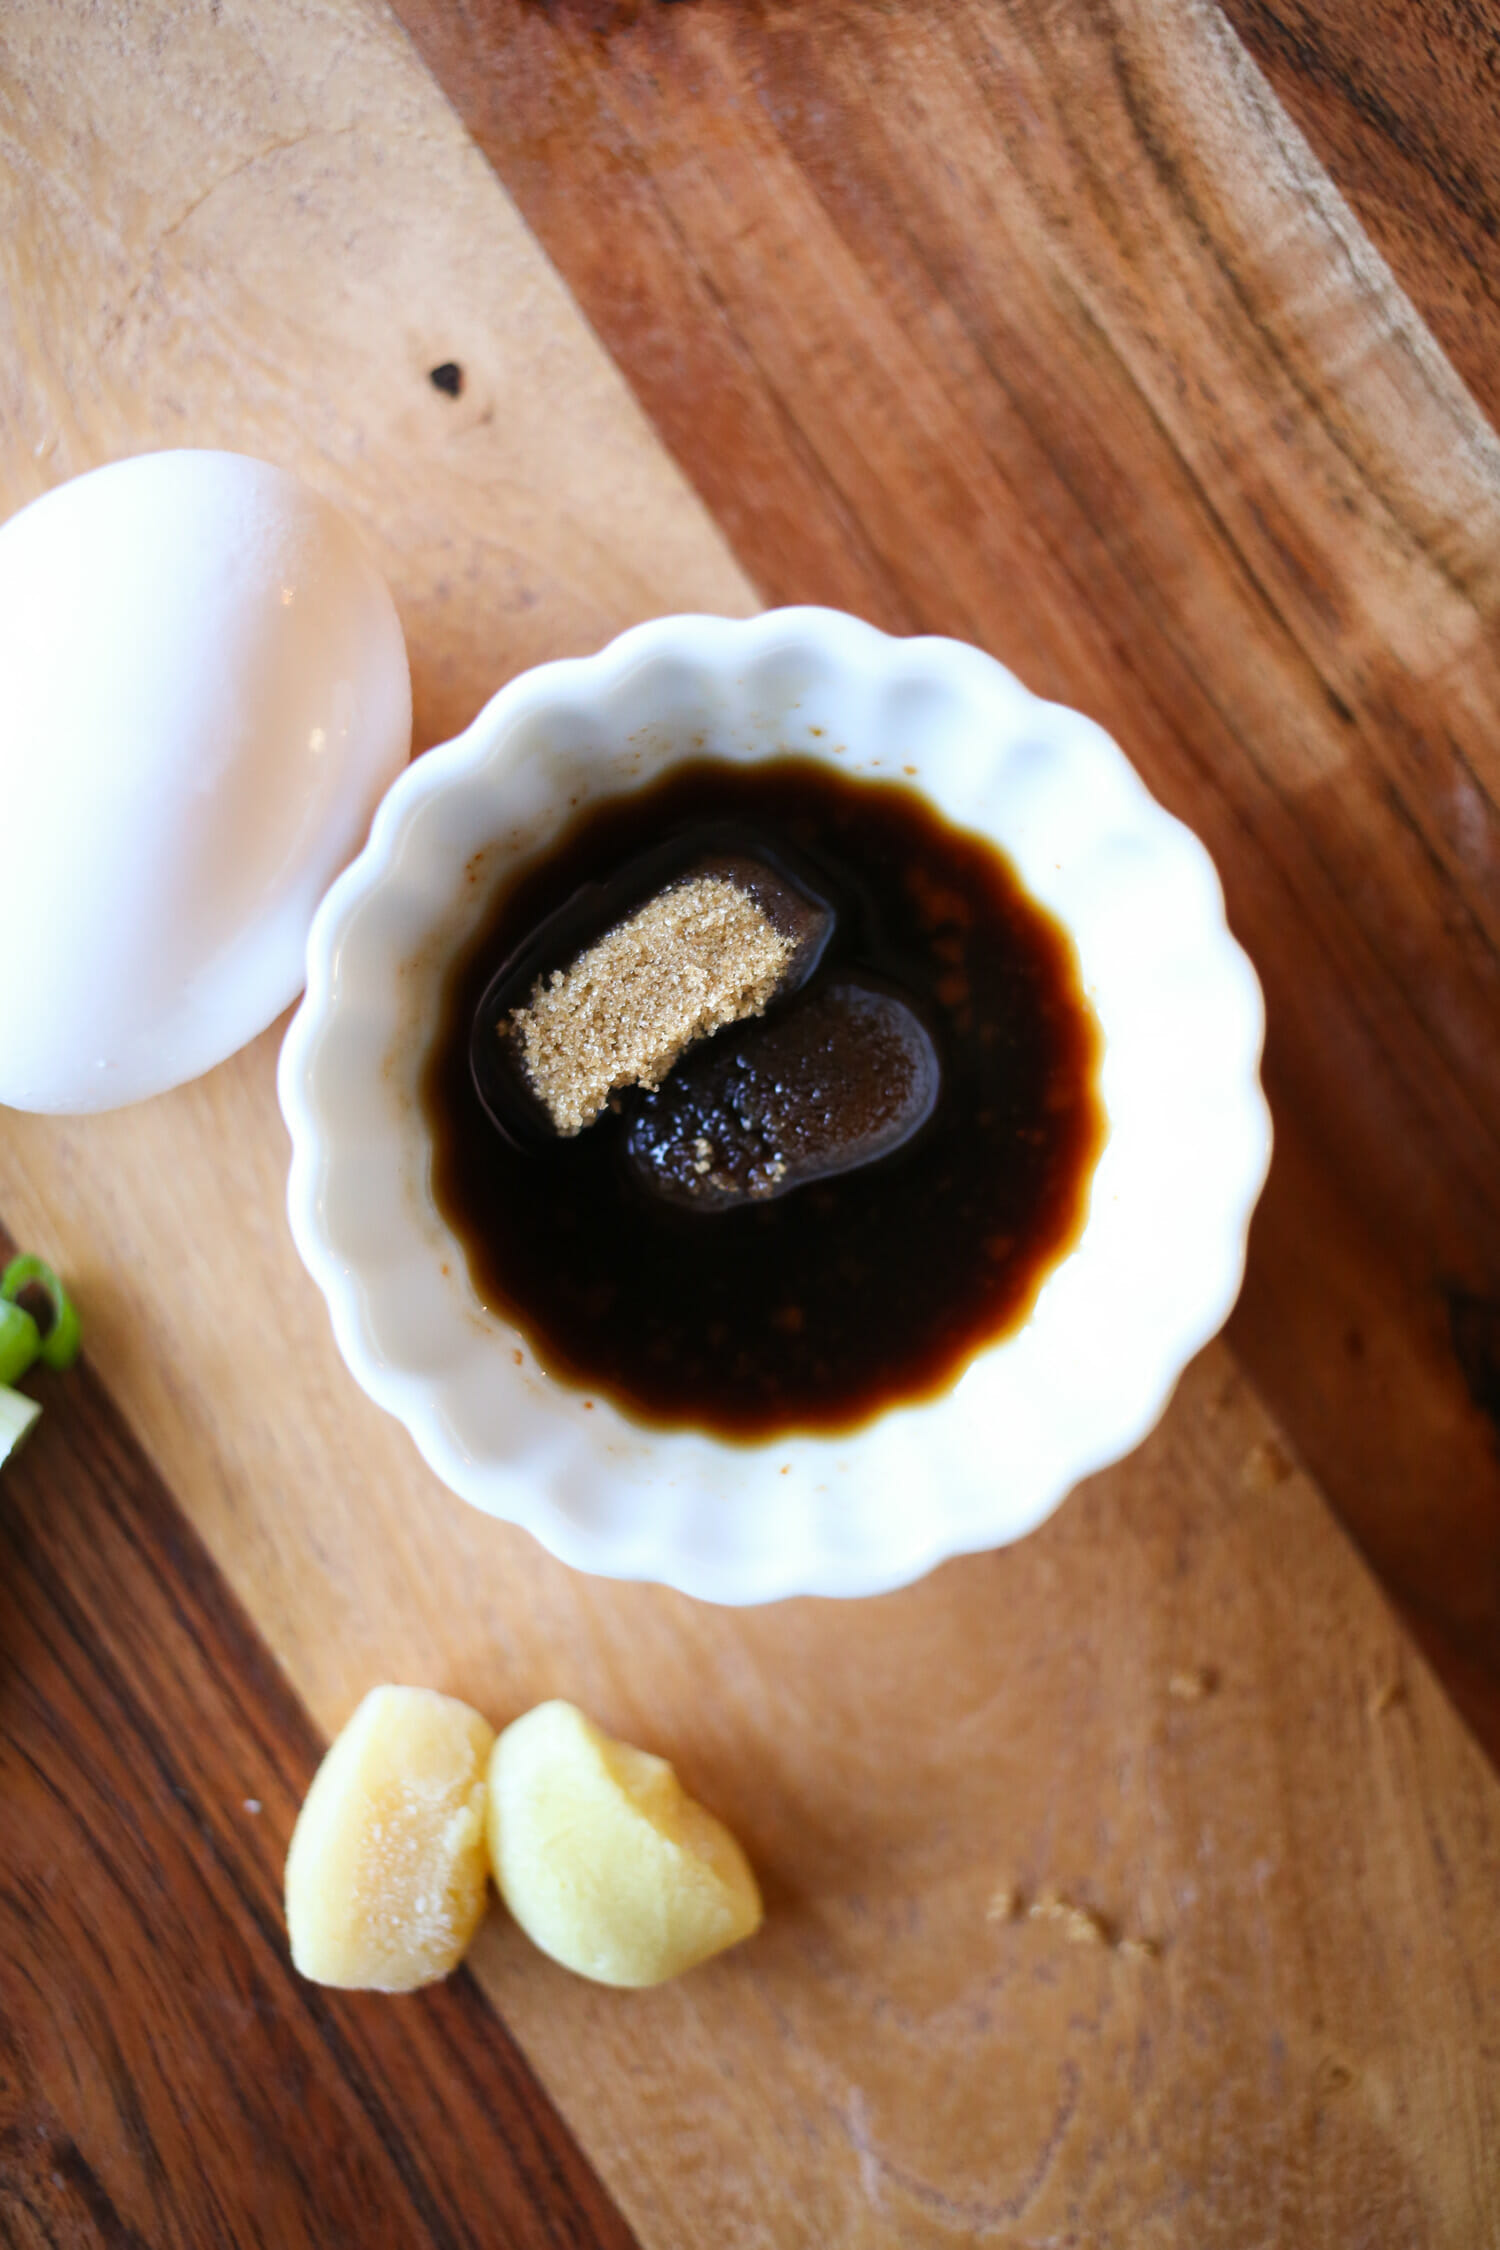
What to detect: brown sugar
<box><xmin>510</xmin><ymin>875</ymin><xmax>795</xmax><ymax>1136</ymax></box>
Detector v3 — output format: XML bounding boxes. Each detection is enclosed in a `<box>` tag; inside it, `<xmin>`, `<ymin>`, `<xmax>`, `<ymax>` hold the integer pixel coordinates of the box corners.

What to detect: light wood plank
<box><xmin>6</xmin><ymin>1049</ymin><xmax>1499</xmax><ymax>2243</ymax></box>
<box><xmin>0</xmin><ymin>0</ymin><xmax>755</xmax><ymax>750</ymax></box>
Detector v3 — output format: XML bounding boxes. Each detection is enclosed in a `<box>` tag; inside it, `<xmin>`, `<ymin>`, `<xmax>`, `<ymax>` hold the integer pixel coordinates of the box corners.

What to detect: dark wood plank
<box><xmin>0</xmin><ymin>1329</ymin><xmax>637</xmax><ymax>2250</ymax></box>
<box><xmin>388</xmin><ymin>0</ymin><xmax>1500</xmax><ymax>1759</ymax></box>
<box><xmin>1222</xmin><ymin>0</ymin><xmax>1500</xmax><ymax>429</ymax></box>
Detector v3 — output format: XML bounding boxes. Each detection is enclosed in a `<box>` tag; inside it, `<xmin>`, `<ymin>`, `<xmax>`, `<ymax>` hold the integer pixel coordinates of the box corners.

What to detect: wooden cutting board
<box><xmin>2</xmin><ymin>2</ymin><xmax>1498</xmax><ymax>2243</ymax></box>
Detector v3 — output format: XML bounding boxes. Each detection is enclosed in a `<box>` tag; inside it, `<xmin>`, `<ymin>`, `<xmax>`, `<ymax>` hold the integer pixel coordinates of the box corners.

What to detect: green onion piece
<box><xmin>0</xmin><ymin>1384</ymin><xmax>41</xmax><ymax>1464</ymax></box>
<box><xmin>0</xmin><ymin>1254</ymin><xmax>81</xmax><ymax>1371</ymax></box>
<box><xmin>0</xmin><ymin>1300</ymin><xmax>40</xmax><ymax>1386</ymax></box>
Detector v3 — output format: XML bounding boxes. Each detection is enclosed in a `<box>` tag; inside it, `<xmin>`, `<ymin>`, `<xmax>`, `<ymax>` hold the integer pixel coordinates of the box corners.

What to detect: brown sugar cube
<box><xmin>471</xmin><ymin>845</ymin><xmax>832</xmax><ymax>1140</ymax></box>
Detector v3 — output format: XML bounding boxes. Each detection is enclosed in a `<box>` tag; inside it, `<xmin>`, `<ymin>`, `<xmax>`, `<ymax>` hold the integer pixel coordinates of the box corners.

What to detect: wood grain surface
<box><xmin>4</xmin><ymin>0</ymin><xmax>1500</xmax><ymax>2244</ymax></box>
<box><xmin>0</xmin><ymin>0</ymin><xmax>753</xmax><ymax>752</ymax></box>
<box><xmin>393</xmin><ymin>0</ymin><xmax>1500</xmax><ymax>1753</ymax></box>
<box><xmin>0</xmin><ymin>1278</ymin><xmax>636</xmax><ymax>2250</ymax></box>
<box><xmin>1224</xmin><ymin>0</ymin><xmax>1500</xmax><ymax>430</ymax></box>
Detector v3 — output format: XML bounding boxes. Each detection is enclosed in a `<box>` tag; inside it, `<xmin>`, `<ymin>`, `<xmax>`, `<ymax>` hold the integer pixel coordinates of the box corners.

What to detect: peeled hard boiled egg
<box><xmin>0</xmin><ymin>450</ymin><xmax>411</xmax><ymax>1112</ymax></box>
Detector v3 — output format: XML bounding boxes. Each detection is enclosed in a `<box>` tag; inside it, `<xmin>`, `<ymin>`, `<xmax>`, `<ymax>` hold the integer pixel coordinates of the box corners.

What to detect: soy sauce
<box><xmin>422</xmin><ymin>759</ymin><xmax>1105</xmax><ymax>1439</ymax></box>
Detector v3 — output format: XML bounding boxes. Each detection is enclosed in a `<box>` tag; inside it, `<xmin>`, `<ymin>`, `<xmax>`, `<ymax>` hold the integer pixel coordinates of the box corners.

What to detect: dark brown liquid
<box><xmin>423</xmin><ymin>759</ymin><xmax>1105</xmax><ymax>1438</ymax></box>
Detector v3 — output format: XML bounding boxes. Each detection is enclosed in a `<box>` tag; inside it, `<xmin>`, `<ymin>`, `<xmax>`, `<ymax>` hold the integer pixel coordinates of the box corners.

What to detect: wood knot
<box><xmin>1241</xmin><ymin>1438</ymin><xmax>1294</xmax><ymax>1492</ymax></box>
<box><xmin>1447</xmin><ymin>1289</ymin><xmax>1500</xmax><ymax>1442</ymax></box>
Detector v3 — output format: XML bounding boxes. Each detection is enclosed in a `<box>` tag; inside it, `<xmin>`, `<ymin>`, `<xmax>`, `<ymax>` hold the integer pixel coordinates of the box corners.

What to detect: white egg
<box><xmin>0</xmin><ymin>450</ymin><xmax>411</xmax><ymax>1113</ymax></box>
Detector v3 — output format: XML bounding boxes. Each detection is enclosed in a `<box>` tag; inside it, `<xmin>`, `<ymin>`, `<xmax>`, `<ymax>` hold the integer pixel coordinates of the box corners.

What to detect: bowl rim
<box><xmin>279</xmin><ymin>605</ymin><xmax>1272</xmax><ymax>1603</ymax></box>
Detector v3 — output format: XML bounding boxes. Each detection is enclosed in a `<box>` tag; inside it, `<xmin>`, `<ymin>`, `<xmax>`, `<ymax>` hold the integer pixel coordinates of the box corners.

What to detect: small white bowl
<box><xmin>279</xmin><ymin>609</ymin><xmax>1270</xmax><ymax>1604</ymax></box>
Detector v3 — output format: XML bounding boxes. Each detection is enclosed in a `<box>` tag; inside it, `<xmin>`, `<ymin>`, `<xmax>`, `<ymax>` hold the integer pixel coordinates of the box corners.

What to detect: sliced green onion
<box><xmin>0</xmin><ymin>1254</ymin><xmax>81</xmax><ymax>1371</ymax></box>
<box><xmin>0</xmin><ymin>1384</ymin><xmax>41</xmax><ymax>1463</ymax></box>
<box><xmin>0</xmin><ymin>1299</ymin><xmax>40</xmax><ymax>1386</ymax></box>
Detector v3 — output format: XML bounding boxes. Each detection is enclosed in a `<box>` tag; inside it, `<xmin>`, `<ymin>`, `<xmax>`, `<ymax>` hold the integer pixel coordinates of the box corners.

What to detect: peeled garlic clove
<box><xmin>487</xmin><ymin>1700</ymin><xmax>762</xmax><ymax>1987</ymax></box>
<box><xmin>285</xmin><ymin>1684</ymin><xmax>494</xmax><ymax>1993</ymax></box>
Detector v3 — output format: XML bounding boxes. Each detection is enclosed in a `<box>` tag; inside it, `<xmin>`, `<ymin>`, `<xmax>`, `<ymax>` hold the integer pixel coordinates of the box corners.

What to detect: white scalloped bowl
<box><xmin>279</xmin><ymin>609</ymin><xmax>1269</xmax><ymax>1603</ymax></box>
